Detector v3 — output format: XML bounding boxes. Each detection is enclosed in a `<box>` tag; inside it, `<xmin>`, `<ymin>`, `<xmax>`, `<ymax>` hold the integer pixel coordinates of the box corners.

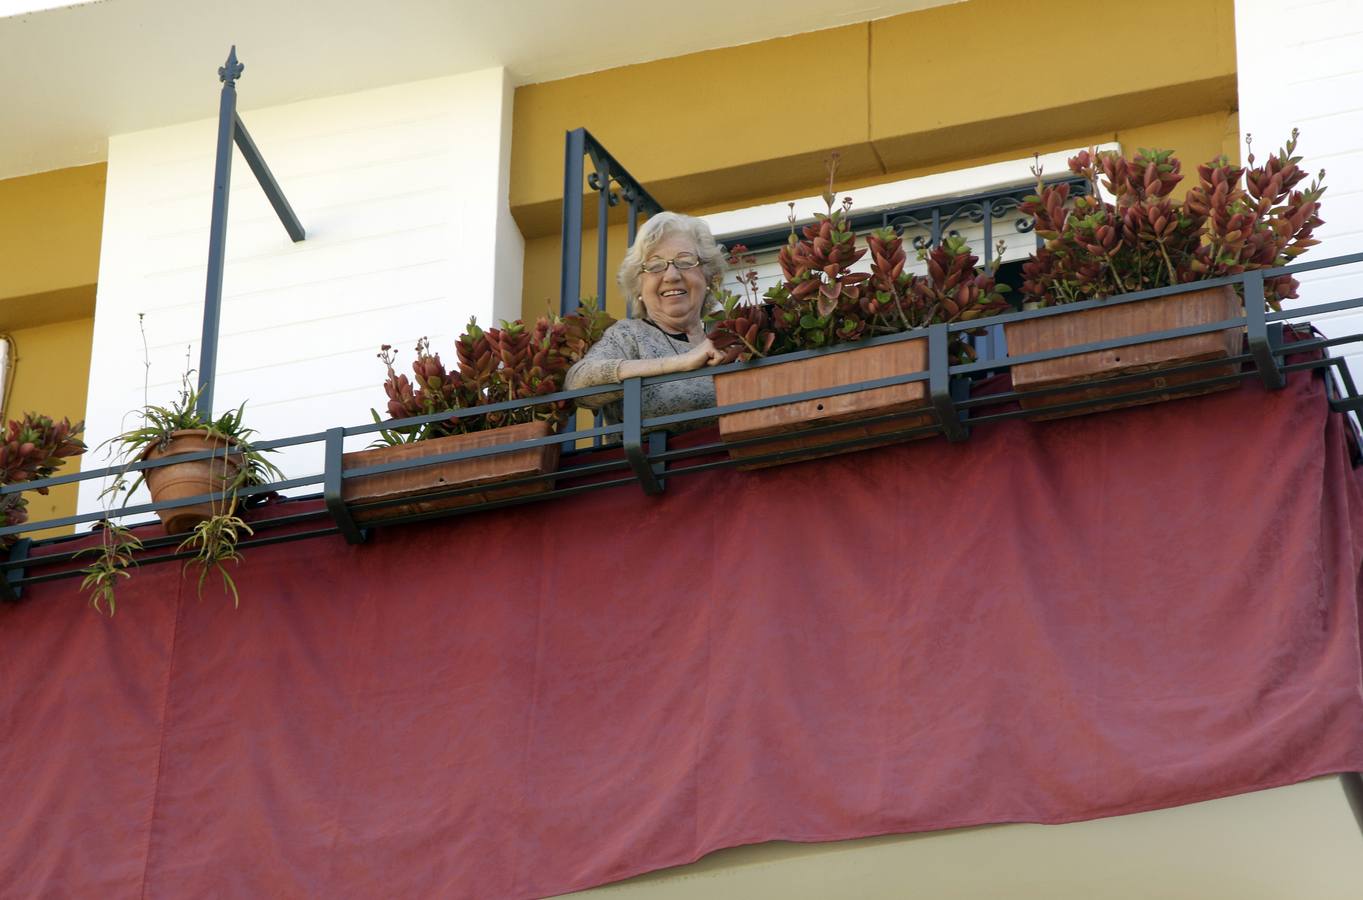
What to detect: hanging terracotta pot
<box><xmin>142</xmin><ymin>430</ymin><xmax>242</xmax><ymax>535</ymax></box>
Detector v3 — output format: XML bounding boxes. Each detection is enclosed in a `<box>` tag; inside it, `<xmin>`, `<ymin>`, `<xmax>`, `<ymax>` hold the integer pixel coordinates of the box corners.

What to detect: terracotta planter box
<box><xmin>714</xmin><ymin>338</ymin><xmax>930</xmax><ymax>469</ymax></box>
<box><xmin>142</xmin><ymin>429</ymin><xmax>242</xmax><ymax>535</ymax></box>
<box><xmin>1003</xmin><ymin>285</ymin><xmax>1242</xmax><ymax>420</ymax></box>
<box><xmin>341</xmin><ymin>420</ymin><xmax>559</xmax><ymax>524</ymax></box>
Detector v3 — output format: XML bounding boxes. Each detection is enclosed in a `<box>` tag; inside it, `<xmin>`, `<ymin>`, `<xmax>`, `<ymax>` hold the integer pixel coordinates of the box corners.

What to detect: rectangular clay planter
<box><xmin>1003</xmin><ymin>285</ymin><xmax>1243</xmax><ymax>420</ymax></box>
<box><xmin>342</xmin><ymin>420</ymin><xmax>559</xmax><ymax>524</ymax></box>
<box><xmin>714</xmin><ymin>338</ymin><xmax>930</xmax><ymax>469</ymax></box>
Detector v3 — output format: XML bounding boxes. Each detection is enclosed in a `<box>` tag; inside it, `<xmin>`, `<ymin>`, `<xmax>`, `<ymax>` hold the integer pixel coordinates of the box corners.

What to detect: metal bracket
<box><xmin>1245</xmin><ymin>271</ymin><xmax>1287</xmax><ymax>390</ymax></box>
<box><xmin>323</xmin><ymin>427</ymin><xmax>369</xmax><ymax>545</ymax></box>
<box><xmin>929</xmin><ymin>324</ymin><xmax>970</xmax><ymax>443</ymax></box>
<box><xmin>0</xmin><ymin>537</ymin><xmax>32</xmax><ymax>603</ymax></box>
<box><xmin>623</xmin><ymin>378</ymin><xmax>664</xmax><ymax>495</ymax></box>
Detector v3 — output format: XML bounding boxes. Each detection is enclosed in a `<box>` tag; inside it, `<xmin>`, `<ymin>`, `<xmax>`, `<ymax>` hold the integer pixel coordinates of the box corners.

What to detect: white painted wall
<box><xmin>1236</xmin><ymin>0</ymin><xmax>1363</xmax><ymax>382</ymax></box>
<box><xmin>78</xmin><ymin>68</ymin><xmax>523</xmax><ymax>516</ymax></box>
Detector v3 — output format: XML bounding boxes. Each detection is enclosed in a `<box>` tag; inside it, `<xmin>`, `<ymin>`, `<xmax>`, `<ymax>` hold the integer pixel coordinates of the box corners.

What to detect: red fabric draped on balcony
<box><xmin>3</xmin><ymin>370</ymin><xmax>1363</xmax><ymax>899</ymax></box>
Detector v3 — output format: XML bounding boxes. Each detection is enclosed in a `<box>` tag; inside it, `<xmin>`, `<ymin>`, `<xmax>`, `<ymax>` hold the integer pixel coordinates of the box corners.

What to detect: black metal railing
<box><xmin>713</xmin><ymin>177</ymin><xmax>1093</xmax><ymax>364</ymax></box>
<box><xmin>715</xmin><ymin>178</ymin><xmax>1091</xmax><ymax>264</ymax></box>
<box><xmin>3</xmin><ymin>252</ymin><xmax>1363</xmax><ymax>601</ymax></box>
<box><xmin>560</xmin><ymin>128</ymin><xmax>663</xmax><ymax>316</ymax></box>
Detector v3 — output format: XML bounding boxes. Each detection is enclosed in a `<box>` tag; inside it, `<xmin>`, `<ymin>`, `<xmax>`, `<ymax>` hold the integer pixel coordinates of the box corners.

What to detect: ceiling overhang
<box><xmin>0</xmin><ymin>0</ymin><xmax>961</xmax><ymax>180</ymax></box>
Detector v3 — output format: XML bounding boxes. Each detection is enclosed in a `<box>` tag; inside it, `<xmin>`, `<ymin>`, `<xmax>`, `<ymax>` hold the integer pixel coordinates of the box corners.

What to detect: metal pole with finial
<box><xmin>195</xmin><ymin>47</ymin><xmax>306</xmax><ymax>420</ymax></box>
<box><xmin>196</xmin><ymin>46</ymin><xmax>244</xmax><ymax>420</ymax></box>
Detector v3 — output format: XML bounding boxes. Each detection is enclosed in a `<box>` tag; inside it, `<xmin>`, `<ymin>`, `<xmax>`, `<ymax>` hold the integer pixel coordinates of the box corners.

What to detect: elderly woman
<box><xmin>565</xmin><ymin>212</ymin><xmax>727</xmax><ymax>432</ymax></box>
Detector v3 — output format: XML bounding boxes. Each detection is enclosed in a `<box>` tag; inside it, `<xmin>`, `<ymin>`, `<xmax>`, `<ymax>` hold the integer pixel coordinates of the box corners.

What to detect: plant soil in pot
<box><xmin>1003</xmin><ymin>285</ymin><xmax>1242</xmax><ymax>420</ymax></box>
<box><xmin>714</xmin><ymin>339</ymin><xmax>930</xmax><ymax>468</ymax></box>
<box><xmin>142</xmin><ymin>429</ymin><xmax>242</xmax><ymax>535</ymax></box>
<box><xmin>342</xmin><ymin>420</ymin><xmax>559</xmax><ymax>524</ymax></box>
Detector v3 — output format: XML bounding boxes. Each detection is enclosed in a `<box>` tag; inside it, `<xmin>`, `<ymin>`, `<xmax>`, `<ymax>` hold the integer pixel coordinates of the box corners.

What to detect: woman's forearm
<box><xmin>617</xmin><ymin>356</ymin><xmax>684</xmax><ymax>380</ymax></box>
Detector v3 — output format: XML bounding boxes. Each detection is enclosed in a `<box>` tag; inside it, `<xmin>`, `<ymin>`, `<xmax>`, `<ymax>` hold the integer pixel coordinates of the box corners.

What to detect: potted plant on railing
<box><xmin>706</xmin><ymin>157</ymin><xmax>1010</xmax><ymax>467</ymax></box>
<box><xmin>348</xmin><ymin>304</ymin><xmax>615</xmax><ymax>523</ymax></box>
<box><xmin>0</xmin><ymin>413</ymin><xmax>86</xmax><ymax>550</ymax></box>
<box><xmin>1004</xmin><ymin>132</ymin><xmax>1326</xmax><ymax>418</ymax></box>
<box><xmin>84</xmin><ymin>378</ymin><xmax>283</xmax><ymax>608</ymax></box>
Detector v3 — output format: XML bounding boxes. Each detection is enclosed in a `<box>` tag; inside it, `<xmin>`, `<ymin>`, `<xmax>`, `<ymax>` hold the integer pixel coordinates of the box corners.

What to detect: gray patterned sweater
<box><xmin>565</xmin><ymin>318</ymin><xmax>717</xmax><ymax>433</ymax></box>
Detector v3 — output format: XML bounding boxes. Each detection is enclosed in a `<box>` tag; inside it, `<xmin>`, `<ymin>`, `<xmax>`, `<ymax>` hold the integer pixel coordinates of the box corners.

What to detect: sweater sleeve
<box><xmin>565</xmin><ymin>322</ymin><xmax>640</xmax><ymax>411</ymax></box>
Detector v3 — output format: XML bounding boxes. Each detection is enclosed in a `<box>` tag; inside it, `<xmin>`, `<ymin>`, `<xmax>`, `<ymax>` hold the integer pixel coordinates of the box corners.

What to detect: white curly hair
<box><xmin>617</xmin><ymin>212</ymin><xmax>727</xmax><ymax>319</ymax></box>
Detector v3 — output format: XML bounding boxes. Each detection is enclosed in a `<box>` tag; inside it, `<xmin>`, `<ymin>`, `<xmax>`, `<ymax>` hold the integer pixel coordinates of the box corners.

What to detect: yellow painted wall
<box><xmin>511</xmin><ymin>0</ymin><xmax>1237</xmax><ymax>321</ymax></box>
<box><xmin>3</xmin><ymin>318</ymin><xmax>95</xmax><ymax>537</ymax></box>
<box><xmin>0</xmin><ymin>162</ymin><xmax>107</xmax><ymax>534</ymax></box>
<box><xmin>0</xmin><ymin>164</ymin><xmax>106</xmax><ymax>303</ymax></box>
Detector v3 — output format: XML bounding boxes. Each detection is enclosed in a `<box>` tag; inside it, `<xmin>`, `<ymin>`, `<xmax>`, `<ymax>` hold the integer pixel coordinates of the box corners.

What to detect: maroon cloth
<box><xmin>4</xmin><ymin>371</ymin><xmax>1363</xmax><ymax>898</ymax></box>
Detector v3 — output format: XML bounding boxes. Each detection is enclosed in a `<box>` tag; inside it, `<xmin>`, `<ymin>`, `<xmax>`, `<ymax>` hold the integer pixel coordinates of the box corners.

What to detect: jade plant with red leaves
<box><xmin>0</xmin><ymin>413</ymin><xmax>86</xmax><ymax>547</ymax></box>
<box><xmin>375</xmin><ymin>304</ymin><xmax>616</xmax><ymax>444</ymax></box>
<box><xmin>709</xmin><ymin>155</ymin><xmax>1010</xmax><ymax>363</ymax></box>
<box><xmin>1020</xmin><ymin>131</ymin><xmax>1326</xmax><ymax>308</ymax></box>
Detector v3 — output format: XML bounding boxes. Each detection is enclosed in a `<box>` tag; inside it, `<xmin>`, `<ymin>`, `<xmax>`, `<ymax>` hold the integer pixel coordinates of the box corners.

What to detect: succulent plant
<box><xmin>375</xmin><ymin>304</ymin><xmax>616</xmax><ymax>444</ymax></box>
<box><xmin>709</xmin><ymin>156</ymin><xmax>1009</xmax><ymax>364</ymax></box>
<box><xmin>1020</xmin><ymin>132</ymin><xmax>1326</xmax><ymax>309</ymax></box>
<box><xmin>0</xmin><ymin>414</ymin><xmax>86</xmax><ymax>546</ymax></box>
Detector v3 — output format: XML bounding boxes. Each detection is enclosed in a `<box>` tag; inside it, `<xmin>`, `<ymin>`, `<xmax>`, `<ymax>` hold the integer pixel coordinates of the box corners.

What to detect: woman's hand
<box><xmin>675</xmin><ymin>338</ymin><xmax>725</xmax><ymax>372</ymax></box>
<box><xmin>616</xmin><ymin>339</ymin><xmax>726</xmax><ymax>381</ymax></box>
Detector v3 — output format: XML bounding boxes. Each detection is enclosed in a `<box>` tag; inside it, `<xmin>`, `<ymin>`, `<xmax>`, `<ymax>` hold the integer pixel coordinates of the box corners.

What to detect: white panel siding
<box><xmin>79</xmin><ymin>69</ymin><xmax>523</xmax><ymax>516</ymax></box>
<box><xmin>1237</xmin><ymin>0</ymin><xmax>1363</xmax><ymax>381</ymax></box>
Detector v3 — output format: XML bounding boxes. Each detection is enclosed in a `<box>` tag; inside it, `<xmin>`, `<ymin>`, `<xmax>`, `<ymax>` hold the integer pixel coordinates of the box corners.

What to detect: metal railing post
<box><xmin>560</xmin><ymin>129</ymin><xmax>587</xmax><ymax>317</ymax></box>
<box><xmin>1245</xmin><ymin>270</ymin><xmax>1286</xmax><ymax>390</ymax></box>
<box><xmin>197</xmin><ymin>47</ymin><xmax>243</xmax><ymax>420</ymax></box>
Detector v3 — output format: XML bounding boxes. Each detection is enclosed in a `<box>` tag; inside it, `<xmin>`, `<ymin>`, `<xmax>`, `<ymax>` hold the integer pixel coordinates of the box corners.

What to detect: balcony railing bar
<box><xmin>951</xmin><ymin>316</ymin><xmax>1256</xmax><ymax>376</ymax></box>
<box><xmin>5</xmin><ymin>257</ymin><xmax>1363</xmax><ymax>595</ymax></box>
<box><xmin>338</xmin><ymin>424</ymin><xmax>619</xmax><ymax>482</ymax></box>
<box><xmin>0</xmin><ymin>308</ymin><xmax>1308</xmax><ymax>519</ymax></box>
<box><xmin>1268</xmin><ymin>296</ymin><xmax>1363</xmax><ymax>322</ymax></box>
<box><xmin>340</xmin><ymin>476</ymin><xmax>642</xmax><ymax>536</ymax></box>
<box><xmin>960</xmin><ymin>372</ymin><xmax>1257</xmax><ymax>427</ymax></box>
<box><xmin>3</xmin><ymin>467</ymin><xmax>652</xmax><ymax>591</ymax></box>
<box><xmin>345</xmin><ymin>457</ymin><xmax>635</xmax><ymax>516</ymax></box>
<box><xmin>7</xmin><ymin>340</ymin><xmax>1313</xmax><ymax>588</ymax></box>
<box><xmin>0</xmin><ymin>473</ymin><xmax>330</xmax><ymax>538</ymax></box>
<box><xmin>640</xmin><ymin>320</ymin><xmax>1276</xmax><ymax>433</ymax></box>
<box><xmin>955</xmin><ymin>351</ymin><xmax>1259</xmax><ymax>410</ymax></box>
<box><xmin>645</xmin><ymin>352</ymin><xmax>1294</xmax><ymax>470</ymax></box>
<box><xmin>641</xmin><ymin>368</ymin><xmax>933</xmax><ymax>431</ymax></box>
<box><xmin>0</xmin><ymin>381</ymin><xmax>635</xmax><ymax>500</ymax></box>
<box><xmin>0</xmin><ymin>502</ymin><xmax>362</xmax><ymax>573</ymax></box>
<box><xmin>647</xmin><ymin>422</ymin><xmax>949</xmax><ymax>481</ymax></box>
<box><xmin>12</xmin><ymin>526</ymin><xmax>345</xmax><ymax>589</ymax></box>
<box><xmin>338</xmin><ymin>381</ymin><xmax>631</xmax><ymax>438</ymax></box>
<box><xmin>0</xmin><ymin>434</ymin><xmax>643</xmax><ymax>541</ymax></box>
<box><xmin>652</xmin><ymin>414</ymin><xmax>947</xmax><ymax>470</ymax></box>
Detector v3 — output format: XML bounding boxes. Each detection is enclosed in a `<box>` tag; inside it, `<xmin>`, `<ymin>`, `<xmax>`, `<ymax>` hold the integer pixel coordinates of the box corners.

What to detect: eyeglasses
<box><xmin>641</xmin><ymin>253</ymin><xmax>701</xmax><ymax>274</ymax></box>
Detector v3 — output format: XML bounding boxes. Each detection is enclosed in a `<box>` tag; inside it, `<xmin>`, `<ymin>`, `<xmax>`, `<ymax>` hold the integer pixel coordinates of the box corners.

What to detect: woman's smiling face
<box><xmin>638</xmin><ymin>234</ymin><xmax>709</xmax><ymax>330</ymax></box>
